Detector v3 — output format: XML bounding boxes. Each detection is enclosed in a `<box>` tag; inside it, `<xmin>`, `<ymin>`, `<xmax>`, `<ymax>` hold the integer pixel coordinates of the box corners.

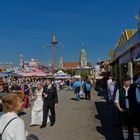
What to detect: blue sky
<box><xmin>0</xmin><ymin>0</ymin><xmax>140</xmax><ymax>66</ymax></box>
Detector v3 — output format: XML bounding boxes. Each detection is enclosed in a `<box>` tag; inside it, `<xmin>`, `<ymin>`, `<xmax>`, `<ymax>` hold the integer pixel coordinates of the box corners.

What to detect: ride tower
<box><xmin>51</xmin><ymin>34</ymin><xmax>58</xmax><ymax>71</ymax></box>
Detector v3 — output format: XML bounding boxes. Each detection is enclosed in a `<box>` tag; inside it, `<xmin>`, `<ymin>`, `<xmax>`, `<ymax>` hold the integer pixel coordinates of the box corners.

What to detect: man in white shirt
<box><xmin>114</xmin><ymin>75</ymin><xmax>131</xmax><ymax>140</ymax></box>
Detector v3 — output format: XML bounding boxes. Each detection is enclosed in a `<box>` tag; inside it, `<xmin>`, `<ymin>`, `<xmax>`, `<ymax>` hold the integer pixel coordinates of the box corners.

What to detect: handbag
<box><xmin>26</xmin><ymin>133</ymin><xmax>39</xmax><ymax>140</ymax></box>
<box><xmin>79</xmin><ymin>90</ymin><xmax>84</xmax><ymax>96</ymax></box>
<box><xmin>0</xmin><ymin>117</ymin><xmax>17</xmax><ymax>140</ymax></box>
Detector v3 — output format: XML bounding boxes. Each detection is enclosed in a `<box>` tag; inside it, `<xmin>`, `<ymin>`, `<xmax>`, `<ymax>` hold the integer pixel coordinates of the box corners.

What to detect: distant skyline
<box><xmin>0</xmin><ymin>0</ymin><xmax>140</xmax><ymax>66</ymax></box>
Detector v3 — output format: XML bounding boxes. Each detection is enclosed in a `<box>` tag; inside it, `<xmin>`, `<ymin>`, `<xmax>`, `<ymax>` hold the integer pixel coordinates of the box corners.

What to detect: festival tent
<box><xmin>54</xmin><ymin>70</ymin><xmax>70</xmax><ymax>79</ymax></box>
<box><xmin>18</xmin><ymin>70</ymin><xmax>47</xmax><ymax>77</ymax></box>
<box><xmin>46</xmin><ymin>72</ymin><xmax>54</xmax><ymax>78</ymax></box>
<box><xmin>17</xmin><ymin>72</ymin><xmax>33</xmax><ymax>77</ymax></box>
<box><xmin>0</xmin><ymin>72</ymin><xmax>21</xmax><ymax>77</ymax></box>
<box><xmin>95</xmin><ymin>76</ymin><xmax>103</xmax><ymax>80</ymax></box>
<box><xmin>9</xmin><ymin>73</ymin><xmax>22</xmax><ymax>77</ymax></box>
<box><xmin>0</xmin><ymin>72</ymin><xmax>9</xmax><ymax>77</ymax></box>
<box><xmin>73</xmin><ymin>75</ymin><xmax>81</xmax><ymax>79</ymax></box>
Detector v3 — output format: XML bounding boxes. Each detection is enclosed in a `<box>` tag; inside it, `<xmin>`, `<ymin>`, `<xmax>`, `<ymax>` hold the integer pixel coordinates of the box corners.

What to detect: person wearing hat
<box><xmin>114</xmin><ymin>75</ymin><xmax>131</xmax><ymax>140</ymax></box>
<box><xmin>128</xmin><ymin>76</ymin><xmax>140</xmax><ymax>140</ymax></box>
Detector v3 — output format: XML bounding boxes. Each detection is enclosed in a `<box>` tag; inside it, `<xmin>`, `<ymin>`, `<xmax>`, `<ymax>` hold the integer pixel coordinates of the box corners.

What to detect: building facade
<box><xmin>59</xmin><ymin>48</ymin><xmax>92</xmax><ymax>70</ymax></box>
<box><xmin>110</xmin><ymin>29</ymin><xmax>140</xmax><ymax>81</ymax></box>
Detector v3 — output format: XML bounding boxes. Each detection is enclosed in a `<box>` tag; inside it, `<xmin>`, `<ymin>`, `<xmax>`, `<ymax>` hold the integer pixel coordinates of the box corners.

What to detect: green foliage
<box><xmin>64</xmin><ymin>69</ymin><xmax>91</xmax><ymax>78</ymax></box>
<box><xmin>65</xmin><ymin>70</ymin><xmax>77</xmax><ymax>76</ymax></box>
<box><xmin>80</xmin><ymin>70</ymin><xmax>91</xmax><ymax>78</ymax></box>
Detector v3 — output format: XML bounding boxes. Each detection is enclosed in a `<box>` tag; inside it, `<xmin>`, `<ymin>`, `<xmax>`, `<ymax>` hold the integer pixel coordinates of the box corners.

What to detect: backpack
<box><xmin>0</xmin><ymin>117</ymin><xmax>17</xmax><ymax>140</ymax></box>
<box><xmin>85</xmin><ymin>83</ymin><xmax>92</xmax><ymax>91</ymax></box>
<box><xmin>82</xmin><ymin>82</ymin><xmax>87</xmax><ymax>92</ymax></box>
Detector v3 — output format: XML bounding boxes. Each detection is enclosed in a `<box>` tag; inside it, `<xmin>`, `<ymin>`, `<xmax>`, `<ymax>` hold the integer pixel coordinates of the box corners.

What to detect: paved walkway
<box><xmin>21</xmin><ymin>90</ymin><xmax>123</xmax><ymax>140</ymax></box>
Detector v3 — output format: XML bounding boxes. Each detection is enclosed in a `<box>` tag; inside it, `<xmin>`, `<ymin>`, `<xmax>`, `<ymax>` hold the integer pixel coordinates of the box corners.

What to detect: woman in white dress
<box><xmin>30</xmin><ymin>82</ymin><xmax>50</xmax><ymax>126</ymax></box>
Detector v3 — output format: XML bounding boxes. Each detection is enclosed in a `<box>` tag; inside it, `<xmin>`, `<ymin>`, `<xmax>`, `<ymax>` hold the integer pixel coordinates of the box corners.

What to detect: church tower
<box><xmin>19</xmin><ymin>54</ymin><xmax>24</xmax><ymax>69</ymax></box>
<box><xmin>59</xmin><ymin>54</ymin><xmax>63</xmax><ymax>69</ymax></box>
<box><xmin>80</xmin><ymin>48</ymin><xmax>87</xmax><ymax>67</ymax></box>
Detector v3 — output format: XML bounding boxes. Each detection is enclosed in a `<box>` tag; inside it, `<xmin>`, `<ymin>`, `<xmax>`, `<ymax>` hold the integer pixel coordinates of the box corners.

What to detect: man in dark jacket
<box><xmin>40</xmin><ymin>78</ymin><xmax>58</xmax><ymax>128</ymax></box>
<box><xmin>128</xmin><ymin>77</ymin><xmax>140</xmax><ymax>140</ymax></box>
<box><xmin>114</xmin><ymin>75</ymin><xmax>131</xmax><ymax>140</ymax></box>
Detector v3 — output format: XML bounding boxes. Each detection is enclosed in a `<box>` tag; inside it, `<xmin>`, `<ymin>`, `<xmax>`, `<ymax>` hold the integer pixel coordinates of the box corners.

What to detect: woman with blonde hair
<box><xmin>0</xmin><ymin>93</ymin><xmax>26</xmax><ymax>140</ymax></box>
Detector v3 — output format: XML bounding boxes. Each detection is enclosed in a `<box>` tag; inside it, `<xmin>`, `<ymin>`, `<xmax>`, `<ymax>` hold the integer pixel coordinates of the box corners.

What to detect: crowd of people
<box><xmin>96</xmin><ymin>75</ymin><xmax>140</xmax><ymax>140</ymax></box>
<box><xmin>73</xmin><ymin>77</ymin><xmax>93</xmax><ymax>101</ymax></box>
<box><xmin>0</xmin><ymin>76</ymin><xmax>94</xmax><ymax>140</ymax></box>
<box><xmin>1</xmin><ymin>74</ymin><xmax>139</xmax><ymax>140</ymax></box>
<box><xmin>0</xmin><ymin>77</ymin><xmax>59</xmax><ymax>140</ymax></box>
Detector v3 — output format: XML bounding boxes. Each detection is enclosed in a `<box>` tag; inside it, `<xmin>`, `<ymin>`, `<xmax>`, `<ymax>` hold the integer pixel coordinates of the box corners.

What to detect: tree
<box><xmin>80</xmin><ymin>70</ymin><xmax>91</xmax><ymax>78</ymax></box>
<box><xmin>65</xmin><ymin>69</ymin><xmax>76</xmax><ymax>76</ymax></box>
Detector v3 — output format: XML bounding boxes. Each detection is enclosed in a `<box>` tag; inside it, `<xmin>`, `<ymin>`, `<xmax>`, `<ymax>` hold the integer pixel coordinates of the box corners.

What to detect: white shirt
<box><xmin>0</xmin><ymin>112</ymin><xmax>26</xmax><ymax>140</ymax></box>
<box><xmin>114</xmin><ymin>86</ymin><xmax>129</xmax><ymax>109</ymax></box>
<box><xmin>48</xmin><ymin>84</ymin><xmax>52</xmax><ymax>89</ymax></box>
<box><xmin>107</xmin><ymin>79</ymin><xmax>112</xmax><ymax>89</ymax></box>
<box><xmin>136</xmin><ymin>87</ymin><xmax>140</xmax><ymax>103</ymax></box>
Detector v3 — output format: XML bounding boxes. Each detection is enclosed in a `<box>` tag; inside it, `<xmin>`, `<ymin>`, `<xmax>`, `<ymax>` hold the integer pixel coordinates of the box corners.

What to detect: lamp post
<box><xmin>51</xmin><ymin>34</ymin><xmax>58</xmax><ymax>71</ymax></box>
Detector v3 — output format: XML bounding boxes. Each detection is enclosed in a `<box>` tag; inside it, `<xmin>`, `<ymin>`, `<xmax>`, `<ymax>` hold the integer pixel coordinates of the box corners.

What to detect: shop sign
<box><xmin>119</xmin><ymin>51</ymin><xmax>131</xmax><ymax>65</ymax></box>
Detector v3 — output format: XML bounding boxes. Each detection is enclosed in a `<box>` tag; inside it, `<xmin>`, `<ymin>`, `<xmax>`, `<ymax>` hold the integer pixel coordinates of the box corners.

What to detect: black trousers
<box><xmin>131</xmin><ymin>104</ymin><xmax>140</xmax><ymax>128</ymax></box>
<box><xmin>120</xmin><ymin>111</ymin><xmax>130</xmax><ymax>128</ymax></box>
<box><xmin>42</xmin><ymin>101</ymin><xmax>55</xmax><ymax>125</ymax></box>
<box><xmin>85</xmin><ymin>90</ymin><xmax>91</xmax><ymax>100</ymax></box>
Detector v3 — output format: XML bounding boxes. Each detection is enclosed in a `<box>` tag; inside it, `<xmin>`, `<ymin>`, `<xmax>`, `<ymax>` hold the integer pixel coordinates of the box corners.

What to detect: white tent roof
<box><xmin>54</xmin><ymin>70</ymin><xmax>71</xmax><ymax>79</ymax></box>
<box><xmin>55</xmin><ymin>70</ymin><xmax>67</xmax><ymax>76</ymax></box>
<box><xmin>73</xmin><ymin>75</ymin><xmax>81</xmax><ymax>79</ymax></box>
<box><xmin>56</xmin><ymin>70</ymin><xmax>65</xmax><ymax>74</ymax></box>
